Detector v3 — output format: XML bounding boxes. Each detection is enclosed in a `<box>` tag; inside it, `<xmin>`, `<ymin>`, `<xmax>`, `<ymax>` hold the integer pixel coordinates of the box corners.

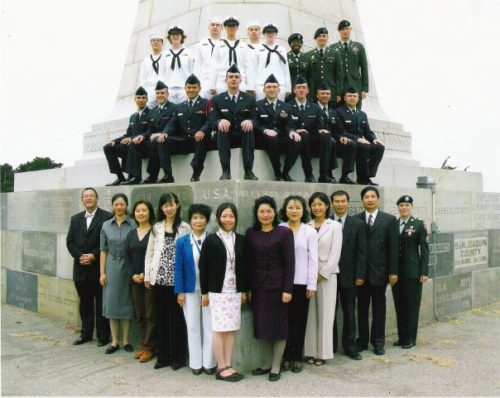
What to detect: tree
<box><xmin>0</xmin><ymin>163</ymin><xmax>14</xmax><ymax>192</ymax></box>
<box><xmin>15</xmin><ymin>157</ymin><xmax>63</xmax><ymax>173</ymax></box>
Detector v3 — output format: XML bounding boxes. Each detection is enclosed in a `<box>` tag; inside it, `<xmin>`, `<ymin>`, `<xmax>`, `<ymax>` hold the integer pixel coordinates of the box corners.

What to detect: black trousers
<box><xmin>356</xmin><ymin>142</ymin><xmax>385</xmax><ymax>181</ymax></box>
<box><xmin>357</xmin><ymin>281</ymin><xmax>387</xmax><ymax>348</ymax></box>
<box><xmin>216</xmin><ymin>129</ymin><xmax>255</xmax><ymax>173</ymax></box>
<box><xmin>131</xmin><ymin>283</ymin><xmax>156</xmax><ymax>353</ymax></box>
<box><xmin>334</xmin><ymin>139</ymin><xmax>357</xmax><ymax>176</ymax></box>
<box><xmin>334</xmin><ymin>285</ymin><xmax>358</xmax><ymax>355</ymax></box>
<box><xmin>284</xmin><ymin>284</ymin><xmax>309</xmax><ymax>362</ymax></box>
<box><xmin>283</xmin><ymin>132</ymin><xmax>312</xmax><ymax>177</ymax></box>
<box><xmin>256</xmin><ymin>132</ymin><xmax>282</xmax><ymax>178</ymax></box>
<box><xmin>312</xmin><ymin>132</ymin><xmax>333</xmax><ymax>177</ymax></box>
<box><xmin>154</xmin><ymin>285</ymin><xmax>187</xmax><ymax>365</ymax></box>
<box><xmin>103</xmin><ymin>142</ymin><xmax>129</xmax><ymax>176</ymax></box>
<box><xmin>126</xmin><ymin>140</ymin><xmax>158</xmax><ymax>179</ymax></box>
<box><xmin>156</xmin><ymin>135</ymin><xmax>211</xmax><ymax>176</ymax></box>
<box><xmin>392</xmin><ymin>278</ymin><xmax>423</xmax><ymax>345</ymax></box>
<box><xmin>74</xmin><ymin>277</ymin><xmax>110</xmax><ymax>341</ymax></box>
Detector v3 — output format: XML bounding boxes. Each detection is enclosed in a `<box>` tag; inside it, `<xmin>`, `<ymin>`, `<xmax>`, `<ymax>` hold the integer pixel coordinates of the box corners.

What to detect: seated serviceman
<box><xmin>210</xmin><ymin>64</ymin><xmax>258</xmax><ymax>181</ymax></box>
<box><xmin>103</xmin><ymin>87</ymin><xmax>151</xmax><ymax>186</ymax></box>
<box><xmin>336</xmin><ymin>87</ymin><xmax>384</xmax><ymax>186</ymax></box>
<box><xmin>287</xmin><ymin>33</ymin><xmax>308</xmax><ymax>102</ymax></box>
<box><xmin>163</xmin><ymin>74</ymin><xmax>212</xmax><ymax>182</ymax></box>
<box><xmin>139</xmin><ymin>33</ymin><xmax>166</xmax><ymax>108</ymax></box>
<box><xmin>253</xmin><ymin>74</ymin><xmax>291</xmax><ymax>181</ymax></box>
<box><xmin>316</xmin><ymin>82</ymin><xmax>356</xmax><ymax>184</ymax></box>
<box><xmin>282</xmin><ymin>75</ymin><xmax>332</xmax><ymax>183</ymax></box>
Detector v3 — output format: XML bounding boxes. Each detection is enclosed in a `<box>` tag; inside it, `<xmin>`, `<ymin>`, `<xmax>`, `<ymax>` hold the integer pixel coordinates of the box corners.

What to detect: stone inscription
<box><xmin>38</xmin><ymin>275</ymin><xmax>79</xmax><ymax>324</ymax></box>
<box><xmin>434</xmin><ymin>273</ymin><xmax>472</xmax><ymax>318</ymax></box>
<box><xmin>6</xmin><ymin>270</ymin><xmax>38</xmax><ymax>312</ymax></box>
<box><xmin>22</xmin><ymin>231</ymin><xmax>57</xmax><ymax>276</ymax></box>
<box><xmin>428</xmin><ymin>233</ymin><xmax>454</xmax><ymax>278</ymax></box>
<box><xmin>472</xmin><ymin>193</ymin><xmax>500</xmax><ymax>230</ymax></box>
<box><xmin>488</xmin><ymin>230</ymin><xmax>500</xmax><ymax>267</ymax></box>
<box><xmin>454</xmin><ymin>237</ymin><xmax>488</xmax><ymax>268</ymax></box>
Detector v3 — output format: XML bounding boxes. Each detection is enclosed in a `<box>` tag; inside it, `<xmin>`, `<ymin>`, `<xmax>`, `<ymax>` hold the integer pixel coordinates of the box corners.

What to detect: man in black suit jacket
<box><xmin>66</xmin><ymin>187</ymin><xmax>112</xmax><ymax>346</ymax></box>
<box><xmin>164</xmin><ymin>74</ymin><xmax>212</xmax><ymax>182</ymax></box>
<box><xmin>253</xmin><ymin>74</ymin><xmax>291</xmax><ymax>181</ymax></box>
<box><xmin>103</xmin><ymin>87</ymin><xmax>151</xmax><ymax>186</ymax></box>
<box><xmin>356</xmin><ymin>186</ymin><xmax>399</xmax><ymax>355</ymax></box>
<box><xmin>336</xmin><ymin>87</ymin><xmax>385</xmax><ymax>186</ymax></box>
<box><xmin>331</xmin><ymin>190</ymin><xmax>367</xmax><ymax>360</ymax></box>
<box><xmin>210</xmin><ymin>64</ymin><xmax>258</xmax><ymax>181</ymax></box>
<box><xmin>282</xmin><ymin>75</ymin><xmax>332</xmax><ymax>183</ymax></box>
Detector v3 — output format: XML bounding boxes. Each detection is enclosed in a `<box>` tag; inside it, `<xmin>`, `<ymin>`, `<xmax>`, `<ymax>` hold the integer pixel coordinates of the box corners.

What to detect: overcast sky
<box><xmin>1</xmin><ymin>0</ymin><xmax>499</xmax><ymax>191</ymax></box>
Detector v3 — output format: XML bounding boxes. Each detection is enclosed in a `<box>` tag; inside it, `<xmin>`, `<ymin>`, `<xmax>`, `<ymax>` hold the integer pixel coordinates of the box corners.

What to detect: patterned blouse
<box><xmin>157</xmin><ymin>231</ymin><xmax>176</xmax><ymax>286</ymax></box>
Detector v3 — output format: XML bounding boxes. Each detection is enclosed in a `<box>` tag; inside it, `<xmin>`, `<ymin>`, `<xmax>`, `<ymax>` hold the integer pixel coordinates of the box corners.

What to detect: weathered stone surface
<box><xmin>1</xmin><ymin>230</ymin><xmax>23</xmax><ymax>272</ymax></box>
<box><xmin>428</xmin><ymin>233</ymin><xmax>454</xmax><ymax>278</ymax></box>
<box><xmin>435</xmin><ymin>191</ymin><xmax>472</xmax><ymax>232</ymax></box>
<box><xmin>1</xmin><ymin>267</ymin><xmax>6</xmax><ymax>304</ymax></box>
<box><xmin>57</xmin><ymin>234</ymin><xmax>74</xmax><ymax>280</ymax></box>
<box><xmin>472</xmin><ymin>267</ymin><xmax>500</xmax><ymax>308</ymax></box>
<box><xmin>133</xmin><ymin>0</ymin><xmax>153</xmax><ymax>32</ymax></box>
<box><xmin>433</xmin><ymin>272</ymin><xmax>472</xmax><ymax>319</ymax></box>
<box><xmin>420</xmin><ymin>279</ymin><xmax>435</xmax><ymax>324</ymax></box>
<box><xmin>6</xmin><ymin>269</ymin><xmax>38</xmax><ymax>312</ymax></box>
<box><xmin>22</xmin><ymin>231</ymin><xmax>57</xmax><ymax>277</ymax></box>
<box><xmin>37</xmin><ymin>274</ymin><xmax>80</xmax><ymax>325</ymax></box>
<box><xmin>452</xmin><ymin>231</ymin><xmax>489</xmax><ymax>274</ymax></box>
<box><xmin>488</xmin><ymin>229</ymin><xmax>500</xmax><ymax>267</ymax></box>
<box><xmin>1</xmin><ymin>193</ymin><xmax>7</xmax><ymax>230</ymax></box>
<box><xmin>472</xmin><ymin>192</ymin><xmax>500</xmax><ymax>230</ymax></box>
<box><xmin>382</xmin><ymin>187</ymin><xmax>432</xmax><ymax>222</ymax></box>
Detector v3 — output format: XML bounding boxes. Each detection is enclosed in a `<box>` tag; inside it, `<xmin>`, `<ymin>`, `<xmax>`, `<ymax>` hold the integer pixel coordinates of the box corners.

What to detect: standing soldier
<box><xmin>194</xmin><ymin>17</ymin><xmax>223</xmax><ymax>99</ymax></box>
<box><xmin>287</xmin><ymin>33</ymin><xmax>308</xmax><ymax>101</ymax></box>
<box><xmin>305</xmin><ymin>27</ymin><xmax>343</xmax><ymax>106</ymax></box>
<box><xmin>254</xmin><ymin>24</ymin><xmax>291</xmax><ymax>101</ymax></box>
<box><xmin>392</xmin><ymin>195</ymin><xmax>429</xmax><ymax>349</ymax></box>
<box><xmin>163</xmin><ymin>25</ymin><xmax>195</xmax><ymax>104</ymax></box>
<box><xmin>331</xmin><ymin>20</ymin><xmax>369</xmax><ymax>109</ymax></box>
<box><xmin>139</xmin><ymin>34</ymin><xmax>166</xmax><ymax>108</ymax></box>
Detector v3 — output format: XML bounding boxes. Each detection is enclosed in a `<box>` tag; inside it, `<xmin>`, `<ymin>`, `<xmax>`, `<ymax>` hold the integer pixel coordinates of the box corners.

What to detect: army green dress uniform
<box><xmin>305</xmin><ymin>28</ymin><xmax>343</xmax><ymax>104</ymax></box>
<box><xmin>392</xmin><ymin>196</ymin><xmax>430</xmax><ymax>348</ymax></box>
<box><xmin>287</xmin><ymin>33</ymin><xmax>308</xmax><ymax>101</ymax></box>
<box><xmin>331</xmin><ymin>20</ymin><xmax>368</xmax><ymax>109</ymax></box>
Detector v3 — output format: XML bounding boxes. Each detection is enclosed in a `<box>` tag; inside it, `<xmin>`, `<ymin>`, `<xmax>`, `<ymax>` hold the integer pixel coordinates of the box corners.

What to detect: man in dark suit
<box><xmin>66</xmin><ymin>187</ymin><xmax>112</xmax><ymax>346</ymax></box>
<box><xmin>253</xmin><ymin>74</ymin><xmax>291</xmax><ymax>181</ymax></box>
<box><xmin>392</xmin><ymin>195</ymin><xmax>429</xmax><ymax>349</ymax></box>
<box><xmin>282</xmin><ymin>75</ymin><xmax>332</xmax><ymax>183</ymax></box>
<box><xmin>103</xmin><ymin>87</ymin><xmax>151</xmax><ymax>186</ymax></box>
<box><xmin>210</xmin><ymin>64</ymin><xmax>258</xmax><ymax>180</ymax></box>
<box><xmin>163</xmin><ymin>74</ymin><xmax>212</xmax><ymax>182</ymax></box>
<box><xmin>356</xmin><ymin>186</ymin><xmax>399</xmax><ymax>355</ymax></box>
<box><xmin>331</xmin><ymin>190</ymin><xmax>367</xmax><ymax>360</ymax></box>
<box><xmin>316</xmin><ymin>83</ymin><xmax>356</xmax><ymax>184</ymax></box>
<box><xmin>336</xmin><ymin>87</ymin><xmax>385</xmax><ymax>185</ymax></box>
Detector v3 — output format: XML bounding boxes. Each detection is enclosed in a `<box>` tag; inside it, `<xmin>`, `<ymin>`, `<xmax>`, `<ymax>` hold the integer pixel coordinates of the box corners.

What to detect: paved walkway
<box><xmin>2</xmin><ymin>302</ymin><xmax>500</xmax><ymax>396</ymax></box>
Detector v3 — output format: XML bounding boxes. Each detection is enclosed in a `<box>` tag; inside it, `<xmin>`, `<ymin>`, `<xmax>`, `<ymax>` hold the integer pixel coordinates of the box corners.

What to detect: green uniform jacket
<box><xmin>304</xmin><ymin>46</ymin><xmax>343</xmax><ymax>99</ymax></box>
<box><xmin>330</xmin><ymin>40</ymin><xmax>368</xmax><ymax>94</ymax></box>
<box><xmin>287</xmin><ymin>51</ymin><xmax>309</xmax><ymax>87</ymax></box>
<box><xmin>398</xmin><ymin>217</ymin><xmax>430</xmax><ymax>279</ymax></box>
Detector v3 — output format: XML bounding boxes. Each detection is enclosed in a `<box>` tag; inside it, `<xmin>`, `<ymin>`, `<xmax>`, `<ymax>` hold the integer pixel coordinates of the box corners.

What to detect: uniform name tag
<box><xmin>292</xmin><ymin>115</ymin><xmax>298</xmax><ymax>120</ymax></box>
<box><xmin>178</xmin><ymin>113</ymin><xmax>183</xmax><ymax>116</ymax></box>
<box><xmin>346</xmin><ymin>120</ymin><xmax>352</xmax><ymax>123</ymax></box>
<box><xmin>260</xmin><ymin>114</ymin><xmax>269</xmax><ymax>118</ymax></box>
<box><xmin>221</xmin><ymin>109</ymin><xmax>229</xmax><ymax>112</ymax></box>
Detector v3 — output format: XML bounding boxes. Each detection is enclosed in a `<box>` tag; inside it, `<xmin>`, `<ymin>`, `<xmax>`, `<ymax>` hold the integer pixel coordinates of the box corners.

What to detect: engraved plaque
<box><xmin>454</xmin><ymin>235</ymin><xmax>488</xmax><ymax>269</ymax></box>
<box><xmin>472</xmin><ymin>192</ymin><xmax>500</xmax><ymax>230</ymax></box>
<box><xmin>6</xmin><ymin>270</ymin><xmax>38</xmax><ymax>312</ymax></box>
<box><xmin>428</xmin><ymin>233</ymin><xmax>454</xmax><ymax>278</ymax></box>
<box><xmin>22</xmin><ymin>231</ymin><xmax>57</xmax><ymax>276</ymax></box>
<box><xmin>488</xmin><ymin>229</ymin><xmax>500</xmax><ymax>268</ymax></box>
<box><xmin>434</xmin><ymin>273</ymin><xmax>472</xmax><ymax>319</ymax></box>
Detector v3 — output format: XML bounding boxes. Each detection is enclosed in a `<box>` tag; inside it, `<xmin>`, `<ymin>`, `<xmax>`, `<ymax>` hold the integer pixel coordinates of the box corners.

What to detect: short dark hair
<box><xmin>253</xmin><ymin>195</ymin><xmax>279</xmax><ymax>228</ymax></box>
<box><xmin>111</xmin><ymin>193</ymin><xmax>128</xmax><ymax>206</ymax></box>
<box><xmin>188</xmin><ymin>203</ymin><xmax>212</xmax><ymax>222</ymax></box>
<box><xmin>81</xmin><ymin>187</ymin><xmax>98</xmax><ymax>198</ymax></box>
<box><xmin>308</xmin><ymin>192</ymin><xmax>330</xmax><ymax>218</ymax></box>
<box><xmin>132</xmin><ymin>200</ymin><xmax>155</xmax><ymax>226</ymax></box>
<box><xmin>216</xmin><ymin>202</ymin><xmax>238</xmax><ymax>230</ymax></box>
<box><xmin>331</xmin><ymin>190</ymin><xmax>350</xmax><ymax>202</ymax></box>
<box><xmin>157</xmin><ymin>192</ymin><xmax>182</xmax><ymax>233</ymax></box>
<box><xmin>360</xmin><ymin>186</ymin><xmax>380</xmax><ymax>199</ymax></box>
<box><xmin>280</xmin><ymin>195</ymin><xmax>310</xmax><ymax>223</ymax></box>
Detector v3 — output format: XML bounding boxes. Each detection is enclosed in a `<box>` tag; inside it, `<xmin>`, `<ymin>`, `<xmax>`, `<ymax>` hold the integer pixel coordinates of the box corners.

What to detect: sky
<box><xmin>1</xmin><ymin>0</ymin><xmax>499</xmax><ymax>191</ymax></box>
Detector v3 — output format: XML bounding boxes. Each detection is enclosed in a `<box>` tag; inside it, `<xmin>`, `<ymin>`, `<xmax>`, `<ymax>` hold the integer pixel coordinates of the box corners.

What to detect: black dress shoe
<box><xmin>123</xmin><ymin>343</ymin><xmax>133</xmax><ymax>352</ymax></box>
<box><xmin>105</xmin><ymin>344</ymin><xmax>119</xmax><ymax>354</ymax></box>
<box><xmin>357</xmin><ymin>343</ymin><xmax>368</xmax><ymax>351</ymax></box>
<box><xmin>393</xmin><ymin>340</ymin><xmax>402</xmax><ymax>347</ymax></box>
<box><xmin>362</xmin><ymin>178</ymin><xmax>379</xmax><ymax>186</ymax></box>
<box><xmin>171</xmin><ymin>362</ymin><xmax>185</xmax><ymax>371</ymax></box>
<box><xmin>291</xmin><ymin>362</ymin><xmax>302</xmax><ymax>373</ymax></box>
<box><xmin>402</xmin><ymin>342</ymin><xmax>416</xmax><ymax>349</ymax></box>
<box><xmin>274</xmin><ymin>174</ymin><xmax>282</xmax><ymax>181</ymax></box>
<box><xmin>140</xmin><ymin>176</ymin><xmax>158</xmax><ymax>184</ymax></box>
<box><xmin>192</xmin><ymin>368</ymin><xmax>203</xmax><ymax>375</ymax></box>
<box><xmin>330</xmin><ymin>176</ymin><xmax>338</xmax><ymax>184</ymax></box>
<box><xmin>356</xmin><ymin>179</ymin><xmax>371</xmax><ymax>185</ymax></box>
<box><xmin>252</xmin><ymin>367</ymin><xmax>271</xmax><ymax>376</ymax></box>
<box><xmin>106</xmin><ymin>178</ymin><xmax>125</xmax><ymax>186</ymax></box>
<box><xmin>73</xmin><ymin>336</ymin><xmax>92</xmax><ymax>345</ymax></box>
<box><xmin>347</xmin><ymin>352</ymin><xmax>363</xmax><ymax>360</ymax></box>
<box><xmin>244</xmin><ymin>171</ymin><xmax>259</xmax><ymax>180</ymax></box>
<box><xmin>190</xmin><ymin>174</ymin><xmax>200</xmax><ymax>182</ymax></box>
<box><xmin>97</xmin><ymin>338</ymin><xmax>110</xmax><ymax>347</ymax></box>
<box><xmin>318</xmin><ymin>175</ymin><xmax>332</xmax><ymax>183</ymax></box>
<box><xmin>269</xmin><ymin>372</ymin><xmax>281</xmax><ymax>382</ymax></box>
<box><xmin>219</xmin><ymin>171</ymin><xmax>231</xmax><ymax>180</ymax></box>
<box><xmin>339</xmin><ymin>176</ymin><xmax>355</xmax><ymax>184</ymax></box>
<box><xmin>203</xmin><ymin>366</ymin><xmax>217</xmax><ymax>375</ymax></box>
<box><xmin>373</xmin><ymin>347</ymin><xmax>385</xmax><ymax>355</ymax></box>
<box><xmin>305</xmin><ymin>175</ymin><xmax>316</xmax><ymax>183</ymax></box>
<box><xmin>120</xmin><ymin>177</ymin><xmax>141</xmax><ymax>185</ymax></box>
<box><xmin>159</xmin><ymin>174</ymin><xmax>174</xmax><ymax>183</ymax></box>
<box><xmin>154</xmin><ymin>361</ymin><xmax>169</xmax><ymax>370</ymax></box>
<box><xmin>282</xmin><ymin>173</ymin><xmax>295</xmax><ymax>182</ymax></box>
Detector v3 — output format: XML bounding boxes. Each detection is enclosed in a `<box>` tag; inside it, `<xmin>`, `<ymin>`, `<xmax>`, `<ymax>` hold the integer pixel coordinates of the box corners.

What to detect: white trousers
<box><xmin>168</xmin><ymin>87</ymin><xmax>187</xmax><ymax>104</ymax></box>
<box><xmin>254</xmin><ymin>85</ymin><xmax>286</xmax><ymax>102</ymax></box>
<box><xmin>183</xmin><ymin>291</ymin><xmax>216</xmax><ymax>369</ymax></box>
<box><xmin>304</xmin><ymin>275</ymin><xmax>338</xmax><ymax>359</ymax></box>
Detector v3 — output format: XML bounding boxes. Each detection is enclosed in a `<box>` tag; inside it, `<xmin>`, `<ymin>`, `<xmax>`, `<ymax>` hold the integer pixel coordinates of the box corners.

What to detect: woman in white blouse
<box><xmin>304</xmin><ymin>192</ymin><xmax>342</xmax><ymax>365</ymax></box>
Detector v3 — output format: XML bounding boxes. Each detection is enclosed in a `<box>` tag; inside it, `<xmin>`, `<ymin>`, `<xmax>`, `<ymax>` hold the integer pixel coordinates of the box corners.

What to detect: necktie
<box><xmin>150</xmin><ymin>54</ymin><xmax>162</xmax><ymax>74</ymax></box>
<box><xmin>319</xmin><ymin>48</ymin><xmax>324</xmax><ymax>58</ymax></box>
<box><xmin>323</xmin><ymin>107</ymin><xmax>328</xmax><ymax>117</ymax></box>
<box><xmin>232</xmin><ymin>96</ymin><xmax>237</xmax><ymax>104</ymax></box>
<box><xmin>223</xmin><ymin>39</ymin><xmax>239</xmax><ymax>65</ymax></box>
<box><xmin>263</xmin><ymin>44</ymin><xmax>286</xmax><ymax>66</ymax></box>
<box><xmin>188</xmin><ymin>100</ymin><xmax>193</xmax><ymax>111</ymax></box>
<box><xmin>170</xmin><ymin>48</ymin><xmax>185</xmax><ymax>70</ymax></box>
<box><xmin>207</xmin><ymin>38</ymin><xmax>215</xmax><ymax>56</ymax></box>
<box><xmin>272</xmin><ymin>102</ymin><xmax>276</xmax><ymax>112</ymax></box>
<box><xmin>344</xmin><ymin>42</ymin><xmax>348</xmax><ymax>53</ymax></box>
<box><xmin>197</xmin><ymin>239</ymin><xmax>202</xmax><ymax>246</ymax></box>
<box><xmin>300</xmin><ymin>104</ymin><xmax>305</xmax><ymax>113</ymax></box>
<box><xmin>368</xmin><ymin>214</ymin><xmax>374</xmax><ymax>230</ymax></box>
<box><xmin>337</xmin><ymin>217</ymin><xmax>343</xmax><ymax>225</ymax></box>
<box><xmin>400</xmin><ymin>221</ymin><xmax>406</xmax><ymax>234</ymax></box>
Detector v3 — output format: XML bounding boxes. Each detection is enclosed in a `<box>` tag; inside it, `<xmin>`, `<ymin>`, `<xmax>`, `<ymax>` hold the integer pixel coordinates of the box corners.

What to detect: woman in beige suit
<box><xmin>304</xmin><ymin>192</ymin><xmax>343</xmax><ymax>365</ymax></box>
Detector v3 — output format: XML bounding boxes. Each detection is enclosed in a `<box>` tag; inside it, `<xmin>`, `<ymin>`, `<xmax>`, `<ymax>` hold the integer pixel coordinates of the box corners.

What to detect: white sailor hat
<box><xmin>208</xmin><ymin>16</ymin><xmax>223</xmax><ymax>25</ymax></box>
<box><xmin>246</xmin><ymin>20</ymin><xmax>261</xmax><ymax>29</ymax></box>
<box><xmin>149</xmin><ymin>33</ymin><xmax>163</xmax><ymax>41</ymax></box>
